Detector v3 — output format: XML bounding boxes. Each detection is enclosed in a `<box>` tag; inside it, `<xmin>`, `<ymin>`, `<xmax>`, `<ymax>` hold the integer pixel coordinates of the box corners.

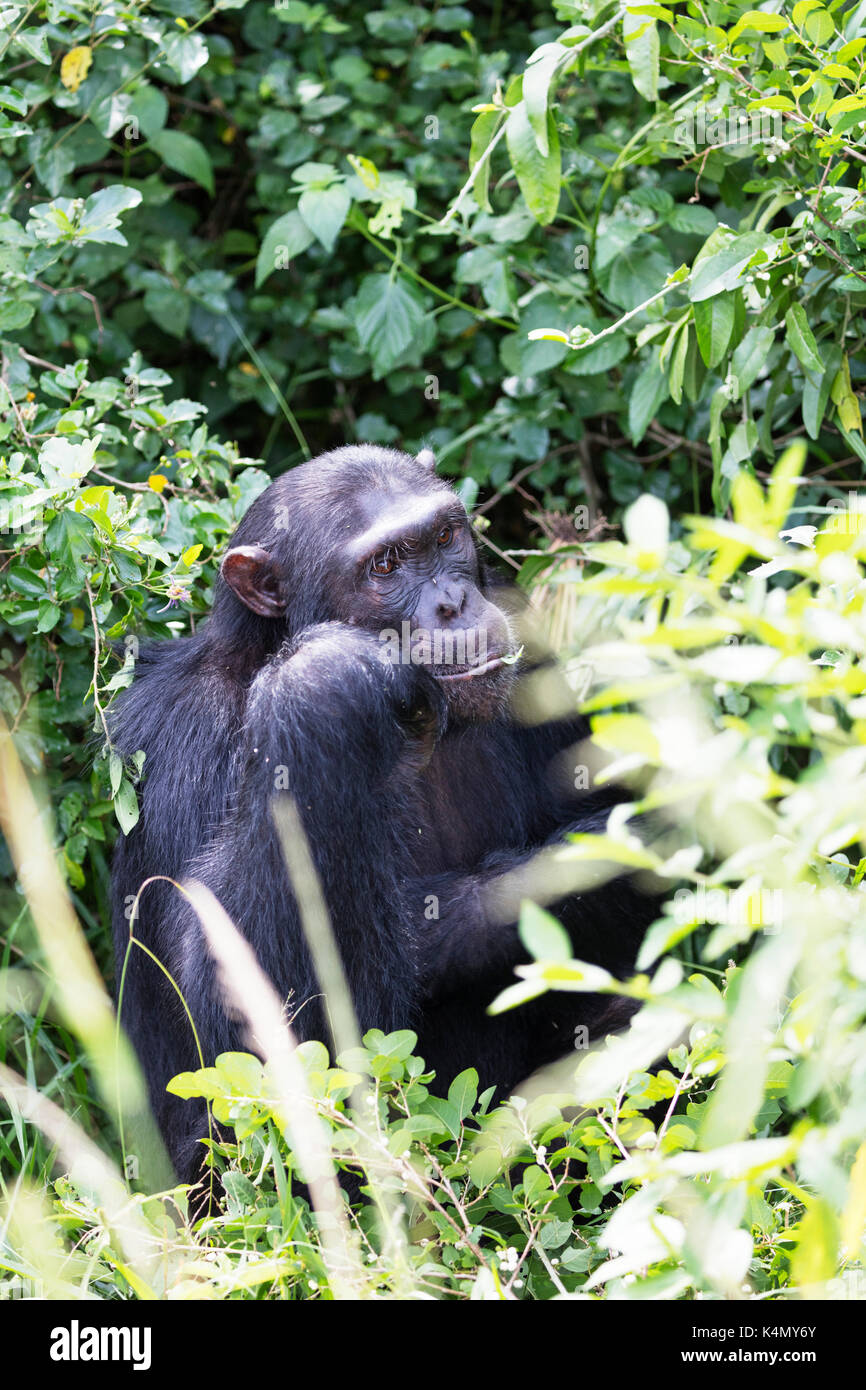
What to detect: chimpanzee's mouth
<box><xmin>436</xmin><ymin>650</ymin><xmax>519</xmax><ymax>682</ymax></box>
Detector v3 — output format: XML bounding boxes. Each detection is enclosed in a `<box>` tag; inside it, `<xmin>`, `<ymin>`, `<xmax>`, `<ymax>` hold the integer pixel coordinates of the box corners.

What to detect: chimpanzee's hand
<box><xmin>264</xmin><ymin>622</ymin><xmax>446</xmax><ymax>744</ymax></box>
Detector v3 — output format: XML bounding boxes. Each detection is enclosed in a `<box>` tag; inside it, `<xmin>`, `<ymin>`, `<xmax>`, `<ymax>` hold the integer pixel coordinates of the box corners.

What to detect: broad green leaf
<box><xmin>505</xmin><ymin>102</ymin><xmax>561</xmax><ymax>225</ymax></box>
<box><xmin>729</xmin><ymin>324</ymin><xmax>775</xmax><ymax>399</ymax></box>
<box><xmin>804</xmin><ymin>7</ymin><xmax>834</xmax><ymax>44</ymax></box>
<box><xmin>352</xmin><ymin>273</ymin><xmax>427</xmax><ymax>378</ymax></box>
<box><xmin>803</xmin><ymin>345</ymin><xmax>842</xmax><ymax>438</ymax></box>
<box><xmin>518</xmin><ymin>901</ymin><xmax>572</xmax><ymax>962</ymax></box>
<box><xmin>469</xmin><ymin>1146</ymin><xmax>504</xmax><ymax>1187</ymax></box>
<box><xmin>765</xmin><ymin>439</ymin><xmax>807</xmax><ymax>530</ymax></box>
<box><xmin>468</xmin><ymin>108</ymin><xmax>501</xmax><ymax>212</ymax></box>
<box><xmin>15</xmin><ymin>27</ymin><xmax>50</xmax><ymax>64</ymax></box>
<box><xmin>149</xmin><ymin>131</ymin><xmax>214</xmax><ymax>196</ymax></box>
<box><xmin>623</xmin><ymin>13</ymin><xmax>659</xmax><ymax>100</ymax></box>
<box><xmin>689</xmin><ymin>233</ymin><xmax>772</xmax><ymax>301</ymax></box>
<box><xmin>162</xmin><ymin>30</ymin><xmax>209</xmax><ymax>83</ymax></box>
<box><xmin>693</xmin><ymin>292</ymin><xmax>735</xmax><ymax>368</ymax></box>
<box><xmin>488</xmin><ymin>977</ymin><xmax>549</xmax><ymax>1014</ymax></box>
<box><xmin>604</xmin><ymin>243</ymin><xmax>673</xmax><ymax>310</ymax></box>
<box><xmin>128</xmin><ymin>85</ymin><xmax>168</xmax><ymax>139</ymax></box>
<box><xmin>523</xmin><ymin>42</ymin><xmax>568</xmax><ymax>155</ymax></box>
<box><xmin>255</xmin><ymin>210</ymin><xmax>316</xmax><ymax>287</ymax></box>
<box><xmin>0</xmin><ymin>87</ymin><xmax>28</xmax><ymax>116</ymax></box>
<box><xmin>791</xmin><ymin>1200</ymin><xmax>840</xmax><ymax>1289</ymax></box>
<box><xmin>730</xmin><ymin>10</ymin><xmax>789</xmax><ymax>39</ymax></box>
<box><xmin>298</xmin><ymin>182</ymin><xmax>351</xmax><ymax>252</ymax></box>
<box><xmin>666</xmin><ymin>202</ymin><xmax>717</xmax><ymax>236</ymax></box>
<box><xmin>114</xmin><ymin>777</ymin><xmax>140</xmax><ymax>835</ymax></box>
<box><xmin>629</xmin><ymin>355</ymin><xmax>669</xmax><ymax>443</ymax></box>
<box><xmin>785</xmin><ymin>304</ymin><xmax>823</xmax><ymax>374</ymax></box>
<box><xmin>447</xmin><ymin>1068</ymin><xmax>479</xmax><ymax>1120</ymax></box>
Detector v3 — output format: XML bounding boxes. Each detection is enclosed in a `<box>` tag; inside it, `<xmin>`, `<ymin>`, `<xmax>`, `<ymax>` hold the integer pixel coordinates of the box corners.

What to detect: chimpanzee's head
<box><xmin>212</xmin><ymin>445</ymin><xmax>518</xmax><ymax>720</ymax></box>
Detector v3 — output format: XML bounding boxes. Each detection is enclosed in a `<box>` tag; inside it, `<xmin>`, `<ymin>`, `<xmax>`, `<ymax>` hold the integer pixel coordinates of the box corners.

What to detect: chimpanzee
<box><xmin>110</xmin><ymin>445</ymin><xmax>657</xmax><ymax>1183</ymax></box>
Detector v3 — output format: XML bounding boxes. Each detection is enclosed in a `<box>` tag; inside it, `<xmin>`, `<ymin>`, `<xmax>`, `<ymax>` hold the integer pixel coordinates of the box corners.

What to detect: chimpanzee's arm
<box><xmin>178</xmin><ymin>624</ymin><xmax>444</xmax><ymax>1055</ymax></box>
<box><xmin>410</xmin><ymin>798</ymin><xmax>655</xmax><ymax>1007</ymax></box>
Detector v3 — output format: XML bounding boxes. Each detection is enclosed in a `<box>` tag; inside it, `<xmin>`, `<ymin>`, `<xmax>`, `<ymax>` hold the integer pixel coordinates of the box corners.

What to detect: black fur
<box><xmin>110</xmin><ymin>446</ymin><xmax>656</xmax><ymax>1182</ymax></box>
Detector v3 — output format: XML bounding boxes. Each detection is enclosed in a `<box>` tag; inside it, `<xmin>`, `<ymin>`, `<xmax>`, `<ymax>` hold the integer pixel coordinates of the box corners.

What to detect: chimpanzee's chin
<box><xmin>439</xmin><ymin>663</ymin><xmax>517</xmax><ymax>721</ymax></box>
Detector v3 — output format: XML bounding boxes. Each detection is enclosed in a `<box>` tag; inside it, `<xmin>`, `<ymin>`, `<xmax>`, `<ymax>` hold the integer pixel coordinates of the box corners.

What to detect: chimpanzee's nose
<box><xmin>435</xmin><ymin>582</ymin><xmax>465</xmax><ymax>621</ymax></box>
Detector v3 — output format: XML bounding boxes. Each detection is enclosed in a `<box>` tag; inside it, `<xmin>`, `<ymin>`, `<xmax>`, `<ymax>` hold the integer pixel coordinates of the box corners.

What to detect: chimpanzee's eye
<box><xmin>437</xmin><ymin>526</ymin><xmax>453</xmax><ymax>547</ymax></box>
<box><xmin>371</xmin><ymin>551</ymin><xmax>395</xmax><ymax>576</ymax></box>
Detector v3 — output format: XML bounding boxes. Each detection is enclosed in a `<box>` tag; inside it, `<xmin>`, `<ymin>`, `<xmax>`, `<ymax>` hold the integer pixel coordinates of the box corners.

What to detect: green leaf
<box><xmin>469</xmin><ymin>1146</ymin><xmax>504</xmax><ymax>1187</ymax></box>
<box><xmin>114</xmin><ymin>777</ymin><xmax>140</xmax><ymax>835</ymax></box>
<box><xmin>623</xmin><ymin>13</ymin><xmax>659</xmax><ymax>101</ymax></box>
<box><xmin>730</xmin><ymin>9</ymin><xmax>789</xmax><ymax>38</ymax></box>
<box><xmin>523</xmin><ymin>42</ymin><xmax>568</xmax><ymax>155</ymax></box>
<box><xmin>565</xmin><ymin>332</ymin><xmax>630</xmax><ymax>376</ymax></box>
<box><xmin>785</xmin><ymin>304</ymin><xmax>823</xmax><ymax>375</ymax></box>
<box><xmin>15</xmin><ymin>27</ymin><xmax>50</xmax><ymax>64</ymax></box>
<box><xmin>424</xmin><ymin>1096</ymin><xmax>461</xmax><ymax>1140</ymax></box>
<box><xmin>128</xmin><ymin>85</ymin><xmax>168</xmax><ymax>139</ymax></box>
<box><xmin>149</xmin><ymin>131</ymin><xmax>214</xmax><ymax>196</ymax></box>
<box><xmin>666</xmin><ymin>203</ymin><xmax>717</xmax><ymax>236</ymax></box>
<box><xmin>689</xmin><ymin>233</ymin><xmax>772</xmax><ymax>301</ymax></box>
<box><xmin>36</xmin><ymin>599</ymin><xmax>61</xmax><ymax>633</ymax></box>
<box><xmin>505</xmin><ymin>102</ymin><xmax>561</xmax><ymax>226</ymax></box>
<box><xmin>447</xmin><ymin>1068</ymin><xmax>479</xmax><ymax>1120</ymax></box>
<box><xmin>729</xmin><ymin>324</ymin><xmax>775</xmax><ymax>399</ymax></box>
<box><xmin>0</xmin><ymin>87</ymin><xmax>28</xmax><ymax>116</ymax></box>
<box><xmin>144</xmin><ymin>280</ymin><xmax>190</xmax><ymax>339</ymax></box>
<box><xmin>629</xmin><ymin>355</ymin><xmax>669</xmax><ymax>444</ymax></box>
<box><xmin>518</xmin><ymin>901</ymin><xmax>572</xmax><ymax>962</ymax></box>
<box><xmin>255</xmin><ymin>210</ymin><xmax>316</xmax><ymax>287</ymax></box>
<box><xmin>802</xmin><ymin>345</ymin><xmax>842</xmax><ymax>439</ymax></box>
<box><xmin>604</xmin><ymin>242</ymin><xmax>672</xmax><ymax>311</ymax></box>
<box><xmin>298</xmin><ymin>183</ymin><xmax>351</xmax><ymax>253</ymax></box>
<box><xmin>488</xmin><ymin>977</ymin><xmax>549</xmax><ymax>1014</ymax></box>
<box><xmin>668</xmin><ymin>321</ymin><xmax>689</xmax><ymax>405</ymax></box>
<box><xmin>468</xmin><ymin>109</ymin><xmax>501</xmax><ymax>213</ymax></box>
<box><xmin>693</xmin><ymin>293</ymin><xmax>736</xmax><ymax>368</ymax></box>
<box><xmin>352</xmin><ymin>274</ymin><xmax>426</xmax><ymax>378</ymax></box>
<box><xmin>109</xmin><ymin>752</ymin><xmax>124</xmax><ymax>798</ymax></box>
<box><xmin>791</xmin><ymin>1200</ymin><xmax>840</xmax><ymax>1289</ymax></box>
<box><xmin>804</xmin><ymin>7</ymin><xmax>834</xmax><ymax>44</ymax></box>
<box><xmin>59</xmin><ymin>185</ymin><xmax>143</xmax><ymax>246</ymax></box>
<box><xmin>162</xmin><ymin>30</ymin><xmax>209</xmax><ymax>83</ymax></box>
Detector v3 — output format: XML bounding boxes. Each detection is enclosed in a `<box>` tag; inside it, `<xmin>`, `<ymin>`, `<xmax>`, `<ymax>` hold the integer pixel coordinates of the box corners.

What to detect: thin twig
<box><xmin>84</xmin><ymin>580</ymin><xmax>112</xmax><ymax>749</ymax></box>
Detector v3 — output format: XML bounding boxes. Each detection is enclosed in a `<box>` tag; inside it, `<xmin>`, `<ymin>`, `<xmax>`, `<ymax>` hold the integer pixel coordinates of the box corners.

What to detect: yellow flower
<box><xmin>148</xmin><ymin>473</ymin><xmax>168</xmax><ymax>493</ymax></box>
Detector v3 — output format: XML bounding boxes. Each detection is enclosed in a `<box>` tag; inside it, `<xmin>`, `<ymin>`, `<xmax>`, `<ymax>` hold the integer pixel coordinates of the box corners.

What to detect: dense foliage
<box><xmin>1</xmin><ymin>0</ymin><xmax>866</xmax><ymax>1300</ymax></box>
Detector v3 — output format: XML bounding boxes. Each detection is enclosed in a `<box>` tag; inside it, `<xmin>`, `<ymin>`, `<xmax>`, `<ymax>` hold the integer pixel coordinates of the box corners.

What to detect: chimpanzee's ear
<box><xmin>415</xmin><ymin>448</ymin><xmax>436</xmax><ymax>472</ymax></box>
<box><xmin>221</xmin><ymin>545</ymin><xmax>287</xmax><ymax>618</ymax></box>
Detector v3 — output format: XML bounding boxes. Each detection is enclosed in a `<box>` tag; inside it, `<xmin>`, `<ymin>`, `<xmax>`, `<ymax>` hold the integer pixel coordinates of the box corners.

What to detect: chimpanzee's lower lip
<box><xmin>436</xmin><ymin>654</ymin><xmax>513</xmax><ymax>682</ymax></box>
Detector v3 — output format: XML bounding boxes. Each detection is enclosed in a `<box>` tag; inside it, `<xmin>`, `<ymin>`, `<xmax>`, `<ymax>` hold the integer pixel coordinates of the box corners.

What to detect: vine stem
<box><xmin>85</xmin><ymin>579</ymin><xmax>112</xmax><ymax>748</ymax></box>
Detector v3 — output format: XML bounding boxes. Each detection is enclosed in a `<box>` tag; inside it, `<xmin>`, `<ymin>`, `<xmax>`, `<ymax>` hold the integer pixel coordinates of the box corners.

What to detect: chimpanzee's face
<box><xmin>337</xmin><ymin>487</ymin><xmax>518</xmax><ymax>720</ymax></box>
<box><xmin>218</xmin><ymin>455</ymin><xmax>520</xmax><ymax>722</ymax></box>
